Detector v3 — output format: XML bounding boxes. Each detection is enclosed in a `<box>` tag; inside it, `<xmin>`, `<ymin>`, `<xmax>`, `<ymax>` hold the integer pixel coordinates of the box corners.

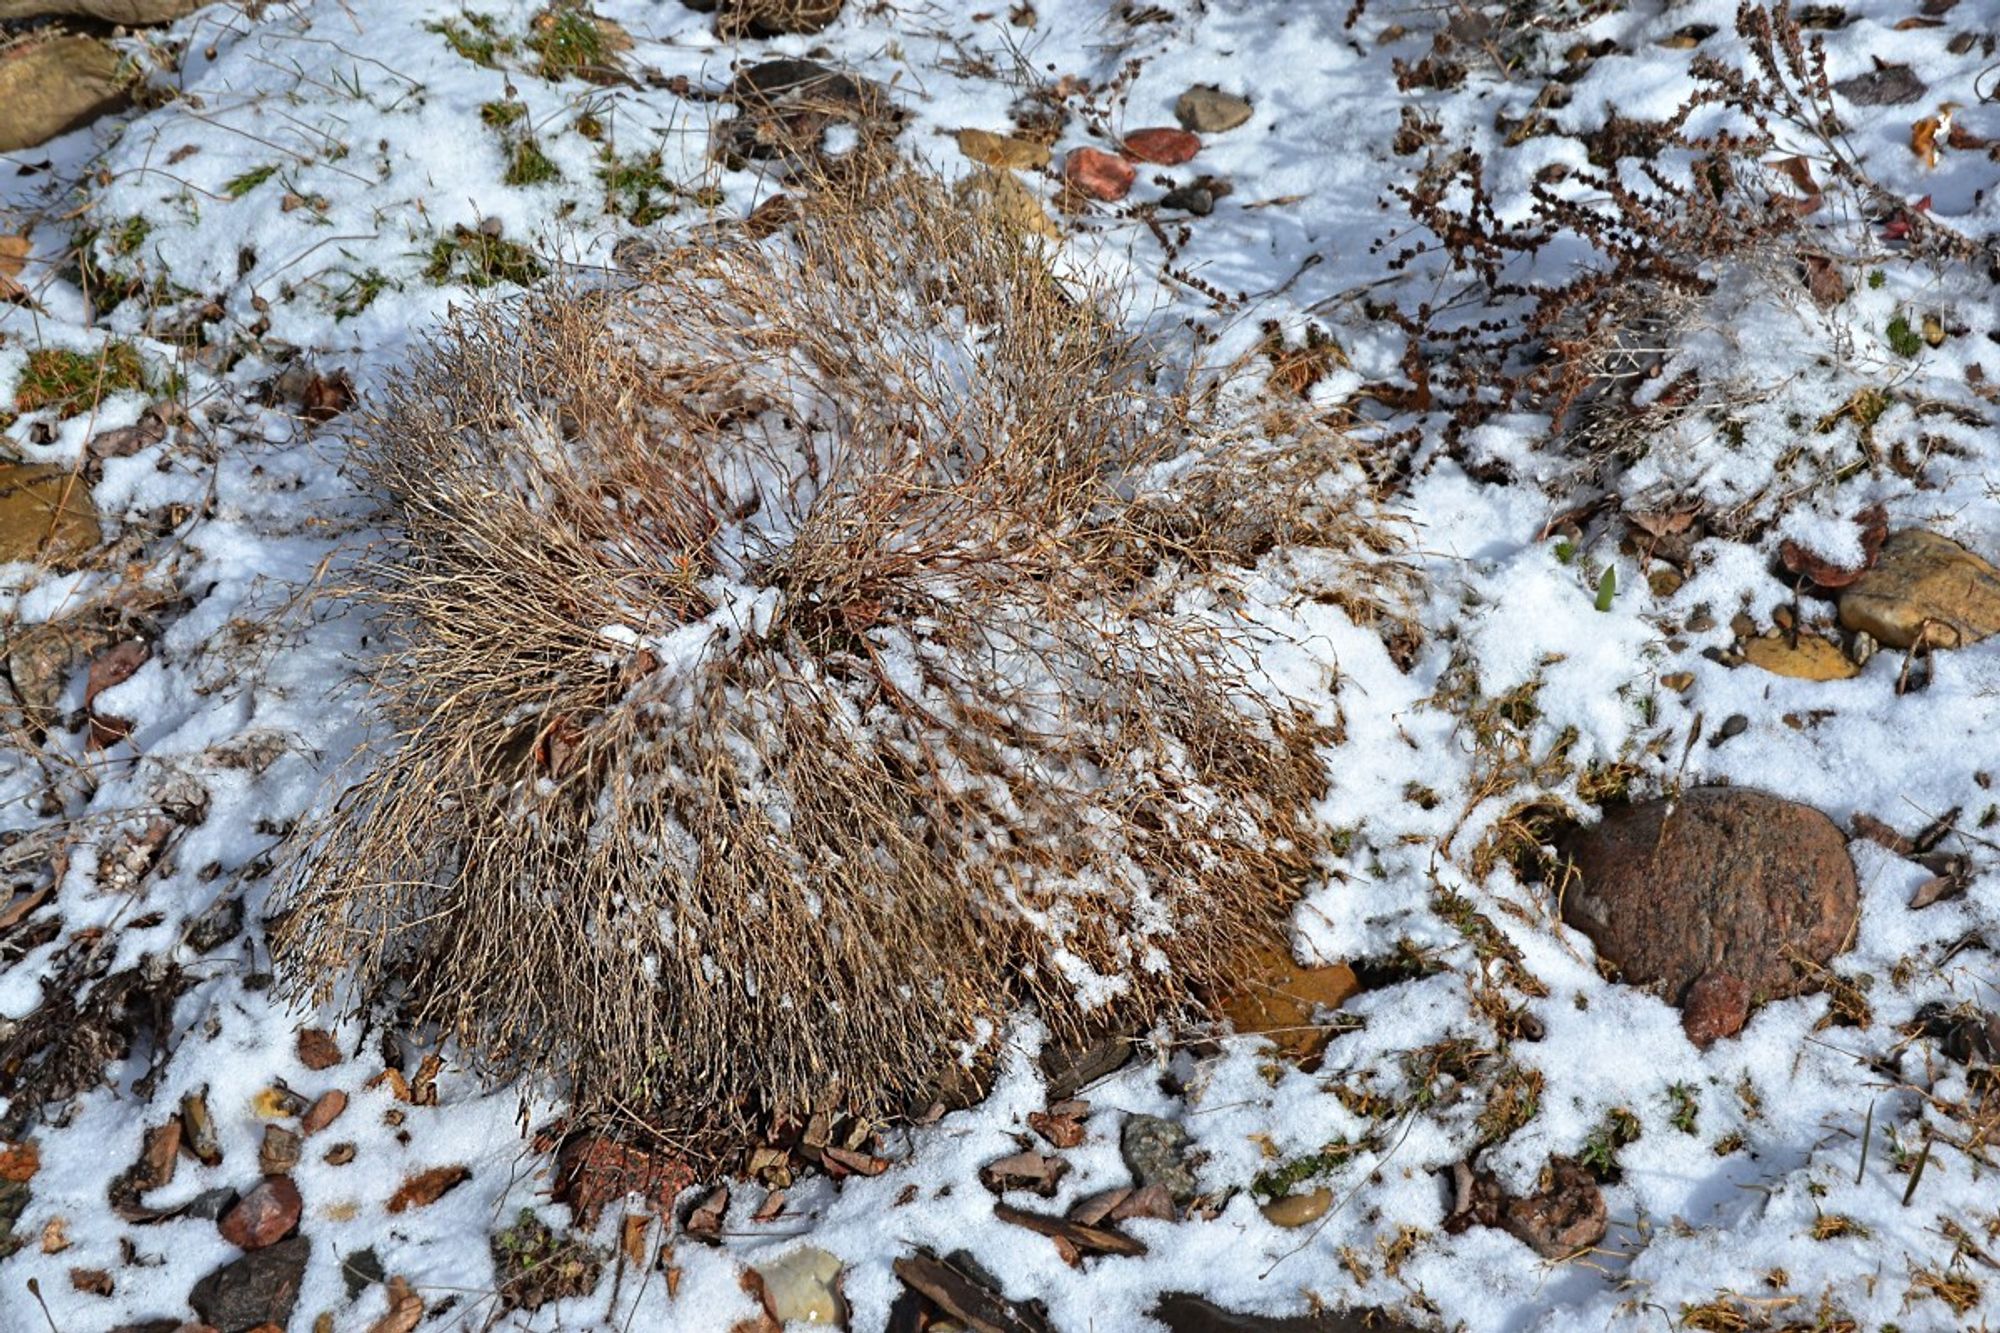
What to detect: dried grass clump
<box><xmin>273</xmin><ymin>167</ymin><xmax>1385</xmax><ymax>1148</ymax></box>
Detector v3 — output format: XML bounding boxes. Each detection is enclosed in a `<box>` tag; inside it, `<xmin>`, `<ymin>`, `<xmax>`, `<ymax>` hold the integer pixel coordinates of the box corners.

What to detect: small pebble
<box><xmin>1123</xmin><ymin>126</ymin><xmax>1200</xmax><ymax>165</ymax></box>
<box><xmin>1174</xmin><ymin>85</ymin><xmax>1253</xmax><ymax>133</ymax></box>
<box><xmin>1259</xmin><ymin>1187</ymin><xmax>1332</xmax><ymax>1228</ymax></box>
<box><xmin>1063</xmin><ymin>146</ymin><xmax>1136</xmax><ymax>202</ymax></box>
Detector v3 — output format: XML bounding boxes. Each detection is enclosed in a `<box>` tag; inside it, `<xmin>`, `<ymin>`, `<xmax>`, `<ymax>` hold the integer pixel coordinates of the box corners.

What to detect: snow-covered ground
<box><xmin>4</xmin><ymin>0</ymin><xmax>1999</xmax><ymax>1328</ymax></box>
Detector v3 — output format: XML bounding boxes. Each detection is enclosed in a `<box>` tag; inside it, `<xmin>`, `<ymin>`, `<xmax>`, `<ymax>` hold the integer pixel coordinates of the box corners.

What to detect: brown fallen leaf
<box><xmin>366</xmin><ymin>1068</ymin><xmax>413</xmax><ymax>1101</ymax></box>
<box><xmin>0</xmin><ymin>886</ymin><xmax>51</xmax><ymax>933</ymax></box>
<box><xmin>1909</xmin><ymin>871</ymin><xmax>1967</xmax><ymax>910</ymax></box>
<box><xmin>295</xmin><ymin>1028</ymin><xmax>342</xmax><ymax>1071</ymax></box>
<box><xmin>0</xmin><ymin>233</ymin><xmax>29</xmax><ymax>303</ymax></box>
<box><xmin>979</xmin><ymin>1149</ymin><xmax>1070</xmax><ymax>1197</ymax></box>
<box><xmin>1851</xmin><ymin>812</ymin><xmax>1915</xmax><ymax>856</ymax></box>
<box><xmin>683</xmin><ymin>1185</ymin><xmax>729</xmax><ymax>1239</ymax></box>
<box><xmin>1779</xmin><ymin>504</ymin><xmax>1887</xmax><ymax>589</ymax></box>
<box><xmin>1912</xmin><ymin>103</ymin><xmax>1957</xmax><ymax>168</ymax></box>
<box><xmin>1802</xmin><ymin>251</ymin><xmax>1846</xmax><ymax>307</ymax></box>
<box><xmin>1217</xmin><ymin>942</ymin><xmax>1360</xmax><ymax>1063</ymax></box>
<box><xmin>87</xmin><ymin>410</ymin><xmax>169</xmax><ymax>460</ymax></box>
<box><xmin>621</xmin><ymin>1213</ymin><xmax>652</xmax><ymax>1265</ymax></box>
<box><xmin>68</xmin><ymin>1267</ymin><xmax>114</xmax><ymax>1296</ymax></box>
<box><xmin>1770</xmin><ymin>154</ymin><xmax>1822</xmax><ymax>213</ymax></box>
<box><xmin>409</xmin><ymin>1052</ymin><xmax>443</xmax><ymax>1106</ymax></box>
<box><xmin>1947</xmin><ymin>122</ymin><xmax>1992</xmax><ymax>151</ymax></box>
<box><xmin>106</xmin><ymin>1121</ymin><xmax>180</xmax><ymax>1223</ymax></box>
<box><xmin>0</xmin><ymin>1140</ymin><xmax>39</xmax><ymax>1184</ymax></box>
<box><xmin>554</xmin><ymin>1134</ymin><xmax>697</xmax><ymax>1227</ymax></box>
<box><xmin>302</xmin><ymin>1089</ymin><xmax>348</xmax><ymax>1136</ymax></box>
<box><xmin>1026</xmin><ymin>1102</ymin><xmax>1088</xmax><ymax>1150</ymax></box>
<box><xmin>386</xmin><ymin>1164</ymin><xmax>471</xmax><ymax>1213</ymax></box>
<box><xmin>84</xmin><ymin>639</ymin><xmax>149</xmax><ymax>748</ymax></box>
<box><xmin>1108</xmin><ymin>1182</ymin><xmax>1176</xmax><ymax>1222</ymax></box>
<box><xmin>301</xmin><ymin>368</ymin><xmax>355</xmax><ymax>424</ymax></box>
<box><xmin>370</xmin><ymin>1276</ymin><xmax>424</xmax><ymax>1333</ymax></box>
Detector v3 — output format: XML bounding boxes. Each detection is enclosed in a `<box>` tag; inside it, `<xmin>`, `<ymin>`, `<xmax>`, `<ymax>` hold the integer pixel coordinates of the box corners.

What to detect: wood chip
<box><xmin>0</xmin><ymin>886</ymin><xmax>52</xmax><ymax>933</ymax></box>
<box><xmin>892</xmin><ymin>1253</ymin><xmax>1055</xmax><ymax>1333</ymax></box>
<box><xmin>993</xmin><ymin>1202</ymin><xmax>1148</xmax><ymax>1257</ymax></box>
<box><xmin>1066</xmin><ymin>1188</ymin><xmax>1128</xmax><ymax>1227</ymax></box>
<box><xmin>821</xmin><ymin>1145</ymin><xmax>888</xmax><ymax>1177</ymax></box>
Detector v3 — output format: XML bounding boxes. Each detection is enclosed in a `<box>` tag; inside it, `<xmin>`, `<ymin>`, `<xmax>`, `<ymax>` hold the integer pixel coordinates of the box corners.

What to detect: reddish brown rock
<box><xmin>1679</xmin><ymin>973</ymin><xmax>1753</xmax><ymax>1047</ymax></box>
<box><xmin>301</xmin><ymin>1089</ymin><xmax>347</xmax><ymax>1136</ymax></box>
<box><xmin>258</xmin><ymin>1126</ymin><xmax>301</xmax><ymax>1177</ymax></box>
<box><xmin>1562</xmin><ymin>788</ymin><xmax>1858</xmax><ymax>1046</ymax></box>
<box><xmin>217</xmin><ymin>1176</ymin><xmax>301</xmax><ymax>1251</ymax></box>
<box><xmin>554</xmin><ymin>1134</ymin><xmax>698</xmax><ymax>1228</ymax></box>
<box><xmin>1122</xmin><ymin>127</ymin><xmax>1201</xmax><ymax>165</ymax></box>
<box><xmin>1063</xmin><ymin>147</ymin><xmax>1136</xmax><ymax>202</ymax></box>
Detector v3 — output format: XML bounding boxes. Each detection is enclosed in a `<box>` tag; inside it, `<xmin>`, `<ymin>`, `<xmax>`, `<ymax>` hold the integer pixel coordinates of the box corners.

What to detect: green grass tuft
<box><xmin>426</xmin><ymin>12</ymin><xmax>516</xmax><ymax>67</ymax></box>
<box><xmin>326</xmin><ymin>267</ymin><xmax>395</xmax><ymax>320</ymax></box>
<box><xmin>597</xmin><ymin>150</ymin><xmax>680</xmax><ymax>224</ymax></box>
<box><xmin>224</xmin><ymin>164</ymin><xmax>279</xmax><ymax>198</ymax></box>
<box><xmin>1667</xmin><ymin>1082</ymin><xmax>1699</xmax><ymax>1135</ymax></box>
<box><xmin>505</xmin><ymin>137</ymin><xmax>562</xmax><ymax>188</ymax></box>
<box><xmin>1578</xmin><ymin>1106</ymin><xmax>1642</xmax><ymax>1177</ymax></box>
<box><xmin>423</xmin><ymin>228</ymin><xmax>545</xmax><ymax>289</ymax></box>
<box><xmin>13</xmin><ymin>343</ymin><xmax>147</xmax><ymax>417</ymax></box>
<box><xmin>529</xmin><ymin>6</ymin><xmax>610</xmax><ymax>80</ymax></box>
